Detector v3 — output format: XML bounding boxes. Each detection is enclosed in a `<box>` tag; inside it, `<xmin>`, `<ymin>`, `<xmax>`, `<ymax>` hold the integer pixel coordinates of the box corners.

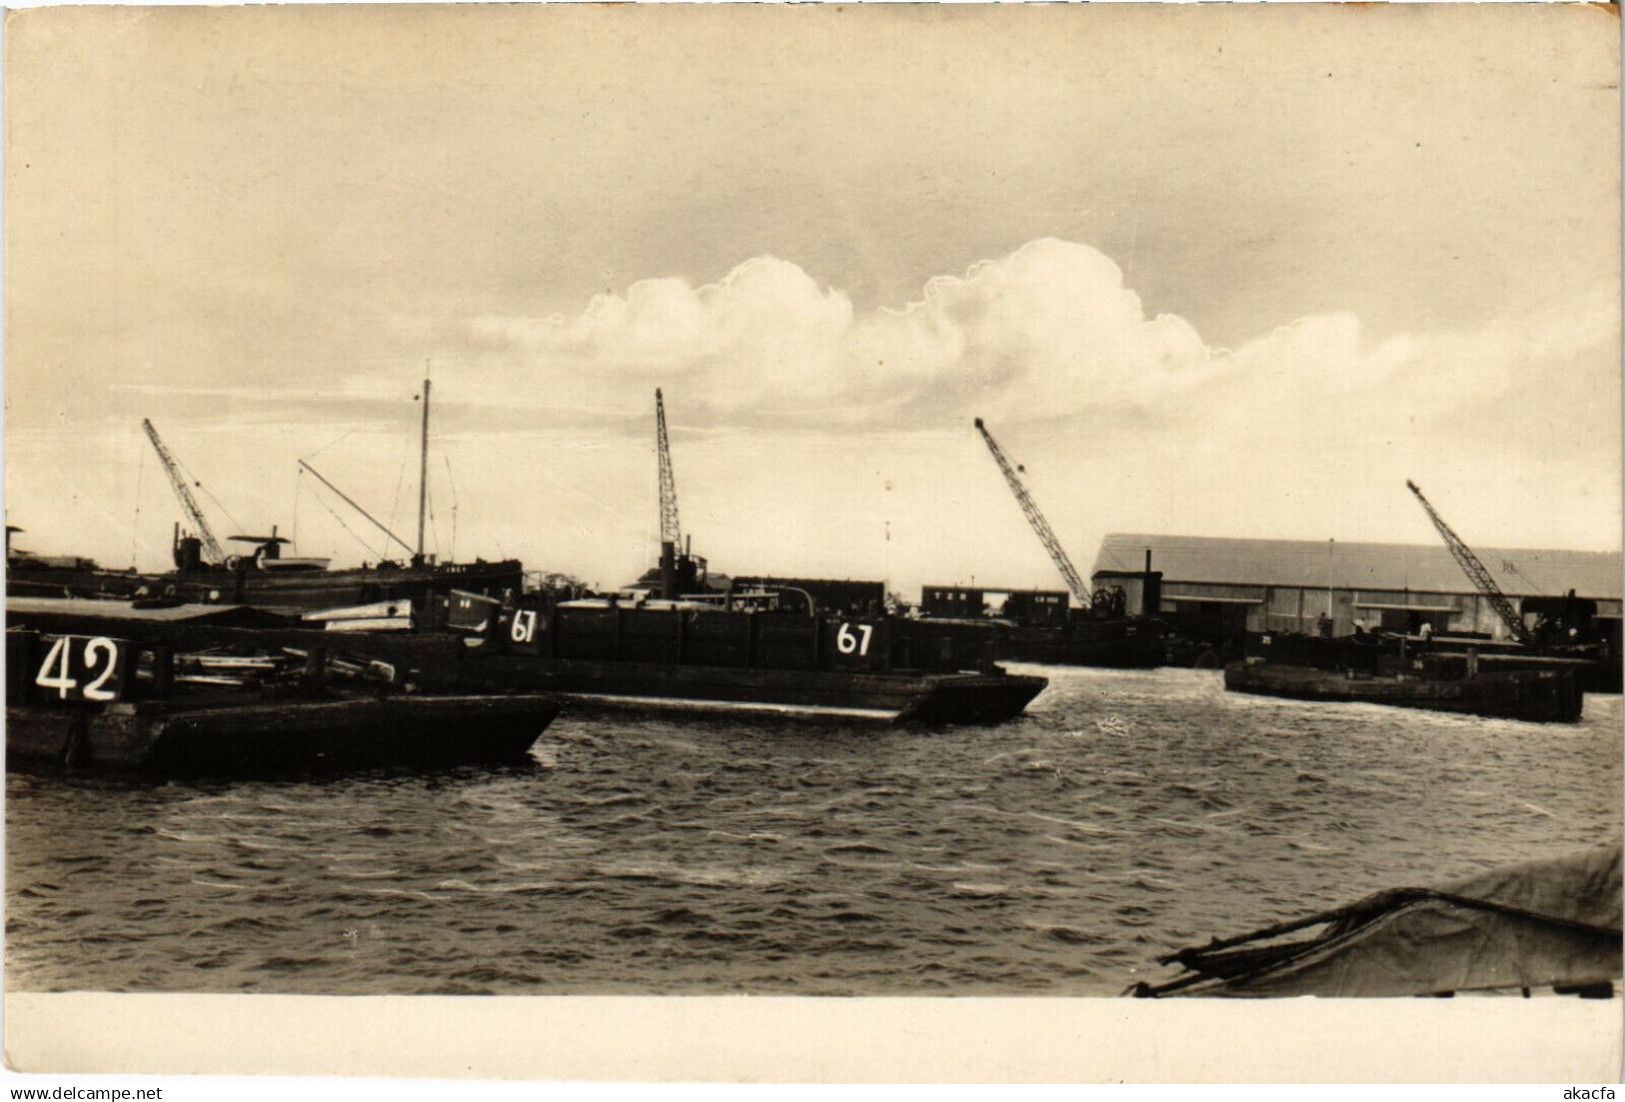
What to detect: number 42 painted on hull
<box><xmin>33</xmin><ymin>635</ymin><xmax>130</xmax><ymax>702</ymax></box>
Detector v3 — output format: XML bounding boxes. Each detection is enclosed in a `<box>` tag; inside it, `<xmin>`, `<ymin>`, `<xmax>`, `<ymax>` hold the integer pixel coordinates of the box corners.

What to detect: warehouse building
<box><xmin>1090</xmin><ymin>533</ymin><xmax>1621</xmax><ymax>643</ymax></box>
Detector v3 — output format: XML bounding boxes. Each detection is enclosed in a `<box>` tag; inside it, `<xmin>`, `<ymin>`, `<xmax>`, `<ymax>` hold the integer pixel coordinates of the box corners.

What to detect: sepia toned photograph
<box><xmin>3</xmin><ymin>1</ymin><xmax>1620</xmax><ymax>1084</ymax></box>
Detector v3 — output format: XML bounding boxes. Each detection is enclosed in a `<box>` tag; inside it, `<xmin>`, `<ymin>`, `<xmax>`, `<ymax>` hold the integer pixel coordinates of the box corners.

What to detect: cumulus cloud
<box><xmin>449</xmin><ymin>236</ymin><xmax>1617</xmax><ymax>553</ymax></box>
<box><xmin>467</xmin><ymin>234</ymin><xmax>1617</xmax><ymax>452</ymax></box>
<box><xmin>468</xmin><ymin>238</ymin><xmax>1221</xmax><ymax>427</ymax></box>
<box><xmin>471</xmin><ymin>256</ymin><xmax>857</xmax><ymax>414</ymax></box>
<box><xmin>459</xmin><ymin>258</ymin><xmax>1608</xmax><ymax>560</ymax></box>
<box><xmin>14</xmin><ymin>238</ymin><xmax>1615</xmax><ymax>575</ymax></box>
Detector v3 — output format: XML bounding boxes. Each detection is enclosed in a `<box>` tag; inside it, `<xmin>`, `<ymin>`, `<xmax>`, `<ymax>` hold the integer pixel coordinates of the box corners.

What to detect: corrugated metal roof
<box><xmin>1091</xmin><ymin>533</ymin><xmax>1622</xmax><ymax>600</ymax></box>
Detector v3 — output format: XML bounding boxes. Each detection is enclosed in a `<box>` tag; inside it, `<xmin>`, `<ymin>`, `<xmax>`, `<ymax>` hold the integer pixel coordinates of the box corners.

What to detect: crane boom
<box><xmin>975</xmin><ymin>418</ymin><xmax>1090</xmax><ymax>607</ymax></box>
<box><xmin>655</xmin><ymin>388</ymin><xmax>681</xmax><ymax>546</ymax></box>
<box><xmin>142</xmin><ymin>418</ymin><xmax>225</xmax><ymax>565</ymax></box>
<box><xmin>1406</xmin><ymin>479</ymin><xmax>1533</xmax><ymax>645</ymax></box>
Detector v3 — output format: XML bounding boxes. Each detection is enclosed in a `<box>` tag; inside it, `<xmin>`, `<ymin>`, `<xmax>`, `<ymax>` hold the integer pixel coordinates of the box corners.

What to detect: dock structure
<box><xmin>1090</xmin><ymin>533</ymin><xmax>1620</xmax><ymax>645</ymax></box>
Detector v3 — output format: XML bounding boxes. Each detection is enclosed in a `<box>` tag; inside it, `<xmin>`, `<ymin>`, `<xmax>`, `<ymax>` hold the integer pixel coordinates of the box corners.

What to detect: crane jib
<box><xmin>656</xmin><ymin>388</ymin><xmax>681</xmax><ymax>546</ymax></box>
<box><xmin>142</xmin><ymin>419</ymin><xmax>226</xmax><ymax>566</ymax></box>
<box><xmin>1406</xmin><ymin>480</ymin><xmax>1534</xmax><ymax>646</ymax></box>
<box><xmin>975</xmin><ymin>418</ymin><xmax>1090</xmax><ymax>608</ymax></box>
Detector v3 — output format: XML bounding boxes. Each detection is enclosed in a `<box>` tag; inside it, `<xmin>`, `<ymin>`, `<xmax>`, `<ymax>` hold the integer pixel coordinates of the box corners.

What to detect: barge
<box><xmin>462</xmin><ymin>594</ymin><xmax>1049</xmax><ymax>725</ymax></box>
<box><xmin>5</xmin><ymin>623</ymin><xmax>559</xmax><ymax>776</ymax></box>
<box><xmin>8</xmin><ymin>593</ymin><xmax>1048</xmax><ymax>728</ymax></box>
<box><xmin>914</xmin><ymin>583</ymin><xmax>1164</xmax><ymax>669</ymax></box>
<box><xmin>1224</xmin><ymin>660</ymin><xmax>1583</xmax><ymax>723</ymax></box>
<box><xmin>1223</xmin><ymin>631</ymin><xmax>1584</xmax><ymax>722</ymax></box>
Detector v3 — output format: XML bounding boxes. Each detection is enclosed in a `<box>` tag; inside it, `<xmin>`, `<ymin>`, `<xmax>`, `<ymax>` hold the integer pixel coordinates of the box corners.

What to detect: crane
<box><xmin>975</xmin><ymin>418</ymin><xmax>1090</xmax><ymax>608</ymax></box>
<box><xmin>1406</xmin><ymin>479</ymin><xmax>1534</xmax><ymax>645</ymax></box>
<box><xmin>142</xmin><ymin>418</ymin><xmax>225</xmax><ymax>565</ymax></box>
<box><xmin>655</xmin><ymin>388</ymin><xmax>681</xmax><ymax>549</ymax></box>
<box><xmin>651</xmin><ymin>389</ymin><xmax>691</xmax><ymax>599</ymax></box>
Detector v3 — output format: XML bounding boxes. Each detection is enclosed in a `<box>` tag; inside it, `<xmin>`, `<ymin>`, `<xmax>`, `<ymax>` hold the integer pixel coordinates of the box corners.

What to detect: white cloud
<box><xmin>448</xmin><ymin>235</ymin><xmax>1618</xmax><ymax>556</ymax></box>
<box><xmin>470</xmin><ymin>238</ymin><xmax>1222</xmax><ymax>426</ymax></box>
<box><xmin>11</xmin><ymin>237</ymin><xmax>1616</xmax><ymax>575</ymax></box>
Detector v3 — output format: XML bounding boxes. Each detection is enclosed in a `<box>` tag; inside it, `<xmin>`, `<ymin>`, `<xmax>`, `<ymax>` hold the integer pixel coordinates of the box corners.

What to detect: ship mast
<box><xmin>416</xmin><ymin>373</ymin><xmax>431</xmax><ymax>566</ymax></box>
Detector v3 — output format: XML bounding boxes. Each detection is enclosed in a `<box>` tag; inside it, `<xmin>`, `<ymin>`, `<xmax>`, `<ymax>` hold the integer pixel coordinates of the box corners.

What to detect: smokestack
<box><xmin>1141</xmin><ymin>546</ymin><xmax>1162</xmax><ymax>617</ymax></box>
<box><xmin>660</xmin><ymin>540</ymin><xmax>677</xmax><ymax>600</ymax></box>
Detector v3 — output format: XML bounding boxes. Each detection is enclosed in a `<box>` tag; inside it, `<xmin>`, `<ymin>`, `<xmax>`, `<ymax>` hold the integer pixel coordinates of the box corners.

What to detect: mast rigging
<box><xmin>298</xmin><ymin>459</ymin><xmax>416</xmax><ymax>557</ymax></box>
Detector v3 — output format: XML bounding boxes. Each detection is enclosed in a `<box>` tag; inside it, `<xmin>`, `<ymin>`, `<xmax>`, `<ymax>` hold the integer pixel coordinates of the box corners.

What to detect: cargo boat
<box><xmin>6</xmin><ymin>547</ymin><xmax>523</xmax><ymax>622</ymax></box>
<box><xmin>5</xmin><ymin>619</ymin><xmax>560</xmax><ymax>775</ymax></box>
<box><xmin>459</xmin><ymin>594</ymin><xmax>1049</xmax><ymax>725</ymax></box>
<box><xmin>151</xmin><ymin>541</ymin><xmax>525</xmax><ymax>620</ymax></box>
<box><xmin>7</xmin><ymin>386</ymin><xmax>525</xmax><ymax>618</ymax></box>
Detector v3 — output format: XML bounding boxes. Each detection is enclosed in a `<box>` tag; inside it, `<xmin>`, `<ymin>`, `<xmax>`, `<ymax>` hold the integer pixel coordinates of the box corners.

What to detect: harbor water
<box><xmin>7</xmin><ymin>666</ymin><xmax>1621</xmax><ymax>996</ymax></box>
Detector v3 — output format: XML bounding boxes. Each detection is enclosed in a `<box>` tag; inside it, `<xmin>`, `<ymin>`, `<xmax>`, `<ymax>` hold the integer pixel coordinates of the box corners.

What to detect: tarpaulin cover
<box><xmin>1135</xmin><ymin>845</ymin><xmax>1622</xmax><ymax>998</ymax></box>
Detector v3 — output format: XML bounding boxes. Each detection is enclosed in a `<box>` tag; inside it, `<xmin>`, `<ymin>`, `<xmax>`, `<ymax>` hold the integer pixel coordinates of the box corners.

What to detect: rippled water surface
<box><xmin>8</xmin><ymin>667</ymin><xmax>1621</xmax><ymax>995</ymax></box>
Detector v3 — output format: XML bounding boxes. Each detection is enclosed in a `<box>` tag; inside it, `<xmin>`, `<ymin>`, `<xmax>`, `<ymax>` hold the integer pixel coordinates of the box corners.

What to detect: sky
<box><xmin>5</xmin><ymin>4</ymin><xmax>1619</xmax><ymax>600</ymax></box>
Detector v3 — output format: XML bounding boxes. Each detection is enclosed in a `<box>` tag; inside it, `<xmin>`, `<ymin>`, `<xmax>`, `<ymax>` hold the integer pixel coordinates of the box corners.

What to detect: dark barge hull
<box><xmin>1223</xmin><ymin>661</ymin><xmax>1583</xmax><ymax>723</ymax></box>
<box><xmin>7</xmin><ymin>694</ymin><xmax>560</xmax><ymax>776</ymax></box>
<box><xmin>904</xmin><ymin>618</ymin><xmax>1164</xmax><ymax>670</ymax></box>
<box><xmin>8</xmin><ymin>599</ymin><xmax>1049</xmax><ymax>728</ymax></box>
<box><xmin>1007</xmin><ymin>622</ymin><xmax>1165</xmax><ymax>668</ymax></box>
<box><xmin>463</xmin><ymin>655</ymin><xmax>1047</xmax><ymax>725</ymax></box>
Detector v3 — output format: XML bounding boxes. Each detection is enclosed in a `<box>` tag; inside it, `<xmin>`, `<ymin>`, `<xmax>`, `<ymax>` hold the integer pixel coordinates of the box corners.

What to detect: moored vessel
<box><xmin>463</xmin><ymin>594</ymin><xmax>1049</xmax><ymax>725</ymax></box>
<box><xmin>912</xmin><ymin>585</ymin><xmax>1166</xmax><ymax>670</ymax></box>
<box><xmin>923</xmin><ymin>420</ymin><xmax>1167</xmax><ymax>670</ymax></box>
<box><xmin>5</xmin><ymin>620</ymin><xmax>560</xmax><ymax>775</ymax></box>
<box><xmin>436</xmin><ymin>391</ymin><xmax>1047</xmax><ymax>726</ymax></box>
<box><xmin>1223</xmin><ymin>638</ymin><xmax>1584</xmax><ymax>723</ymax></box>
<box><xmin>5</xmin><ymin>386</ymin><xmax>526</xmax><ymax>619</ymax></box>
